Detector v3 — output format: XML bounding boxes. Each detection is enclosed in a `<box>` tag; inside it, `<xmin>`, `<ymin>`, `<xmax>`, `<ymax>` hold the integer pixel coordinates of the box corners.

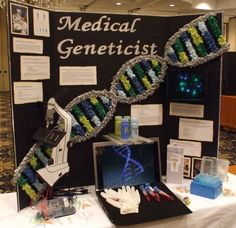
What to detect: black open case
<box><xmin>93</xmin><ymin>137</ymin><xmax>192</xmax><ymax>226</ymax></box>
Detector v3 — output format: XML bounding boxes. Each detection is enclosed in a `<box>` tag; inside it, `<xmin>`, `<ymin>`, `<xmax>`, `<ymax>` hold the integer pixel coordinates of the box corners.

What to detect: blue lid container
<box><xmin>190</xmin><ymin>174</ymin><xmax>222</xmax><ymax>199</ymax></box>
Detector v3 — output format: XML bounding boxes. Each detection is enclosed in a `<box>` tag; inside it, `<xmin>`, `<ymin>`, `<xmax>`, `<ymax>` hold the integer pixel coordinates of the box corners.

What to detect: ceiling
<box><xmin>53</xmin><ymin>0</ymin><xmax>236</xmax><ymax>21</ymax></box>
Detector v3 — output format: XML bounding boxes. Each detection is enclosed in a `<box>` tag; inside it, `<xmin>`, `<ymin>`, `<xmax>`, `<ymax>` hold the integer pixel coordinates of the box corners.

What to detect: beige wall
<box><xmin>227</xmin><ymin>17</ymin><xmax>236</xmax><ymax>51</ymax></box>
<box><xmin>0</xmin><ymin>8</ymin><xmax>9</xmax><ymax>91</ymax></box>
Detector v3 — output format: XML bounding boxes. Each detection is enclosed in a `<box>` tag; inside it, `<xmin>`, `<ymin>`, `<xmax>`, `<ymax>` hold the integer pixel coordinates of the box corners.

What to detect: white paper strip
<box><xmin>179</xmin><ymin>118</ymin><xmax>213</xmax><ymax>142</ymax></box>
<box><xmin>21</xmin><ymin>56</ymin><xmax>50</xmax><ymax>80</ymax></box>
<box><xmin>33</xmin><ymin>9</ymin><xmax>50</xmax><ymax>37</ymax></box>
<box><xmin>131</xmin><ymin>104</ymin><xmax>163</xmax><ymax>126</ymax></box>
<box><xmin>13</xmin><ymin>37</ymin><xmax>43</xmax><ymax>54</ymax></box>
<box><xmin>13</xmin><ymin>82</ymin><xmax>43</xmax><ymax>104</ymax></box>
<box><xmin>60</xmin><ymin>66</ymin><xmax>97</xmax><ymax>85</ymax></box>
<box><xmin>170</xmin><ymin>102</ymin><xmax>204</xmax><ymax>118</ymax></box>
<box><xmin>170</xmin><ymin>139</ymin><xmax>202</xmax><ymax>157</ymax></box>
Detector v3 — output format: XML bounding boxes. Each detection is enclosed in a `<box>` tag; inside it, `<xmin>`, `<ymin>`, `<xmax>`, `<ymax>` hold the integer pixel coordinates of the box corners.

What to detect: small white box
<box><xmin>166</xmin><ymin>143</ymin><xmax>184</xmax><ymax>184</ymax></box>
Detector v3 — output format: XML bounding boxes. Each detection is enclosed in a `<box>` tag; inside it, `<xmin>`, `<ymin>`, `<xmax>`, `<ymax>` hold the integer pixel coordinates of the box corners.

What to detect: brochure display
<box><xmin>7</xmin><ymin>0</ymin><xmax>228</xmax><ymax>211</ymax></box>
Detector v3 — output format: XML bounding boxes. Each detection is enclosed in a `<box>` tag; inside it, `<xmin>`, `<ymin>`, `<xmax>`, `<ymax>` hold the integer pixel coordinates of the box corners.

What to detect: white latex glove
<box><xmin>100</xmin><ymin>186</ymin><xmax>140</xmax><ymax>215</ymax></box>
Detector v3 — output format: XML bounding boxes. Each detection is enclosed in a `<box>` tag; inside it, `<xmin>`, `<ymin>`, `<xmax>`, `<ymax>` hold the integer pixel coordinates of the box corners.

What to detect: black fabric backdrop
<box><xmin>8</xmin><ymin>1</ymin><xmax>222</xmax><ymax>210</ymax></box>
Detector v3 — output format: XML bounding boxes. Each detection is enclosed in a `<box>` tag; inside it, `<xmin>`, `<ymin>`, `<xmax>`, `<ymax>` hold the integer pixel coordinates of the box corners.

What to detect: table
<box><xmin>221</xmin><ymin>95</ymin><xmax>236</xmax><ymax>129</ymax></box>
<box><xmin>1</xmin><ymin>174</ymin><xmax>236</xmax><ymax>228</ymax></box>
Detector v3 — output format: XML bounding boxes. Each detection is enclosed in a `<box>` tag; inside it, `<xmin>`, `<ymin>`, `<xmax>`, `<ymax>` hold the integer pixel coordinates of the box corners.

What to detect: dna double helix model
<box><xmin>112</xmin><ymin>145</ymin><xmax>144</xmax><ymax>183</ymax></box>
<box><xmin>12</xmin><ymin>13</ymin><xmax>229</xmax><ymax>203</ymax></box>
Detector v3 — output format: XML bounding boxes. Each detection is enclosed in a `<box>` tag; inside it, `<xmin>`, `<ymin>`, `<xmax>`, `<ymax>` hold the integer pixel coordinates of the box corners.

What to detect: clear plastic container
<box><xmin>217</xmin><ymin>158</ymin><xmax>230</xmax><ymax>182</ymax></box>
<box><xmin>130</xmin><ymin>118</ymin><xmax>139</xmax><ymax>138</ymax></box>
<box><xmin>200</xmin><ymin>156</ymin><xmax>229</xmax><ymax>182</ymax></box>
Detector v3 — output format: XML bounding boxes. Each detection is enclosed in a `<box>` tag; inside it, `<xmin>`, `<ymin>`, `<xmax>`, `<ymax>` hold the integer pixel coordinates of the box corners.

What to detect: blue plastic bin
<box><xmin>190</xmin><ymin>174</ymin><xmax>222</xmax><ymax>199</ymax></box>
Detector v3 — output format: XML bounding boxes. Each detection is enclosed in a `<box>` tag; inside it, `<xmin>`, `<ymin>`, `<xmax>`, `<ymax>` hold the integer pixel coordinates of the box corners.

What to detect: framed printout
<box><xmin>10</xmin><ymin>3</ymin><xmax>29</xmax><ymax>35</ymax></box>
<box><xmin>191</xmin><ymin>157</ymin><xmax>203</xmax><ymax>179</ymax></box>
<box><xmin>183</xmin><ymin>156</ymin><xmax>191</xmax><ymax>178</ymax></box>
<box><xmin>167</xmin><ymin>70</ymin><xmax>207</xmax><ymax>104</ymax></box>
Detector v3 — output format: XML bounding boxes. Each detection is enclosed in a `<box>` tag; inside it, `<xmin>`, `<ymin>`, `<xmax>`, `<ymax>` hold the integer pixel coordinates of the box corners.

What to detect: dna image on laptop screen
<box><xmin>100</xmin><ymin>143</ymin><xmax>157</xmax><ymax>189</ymax></box>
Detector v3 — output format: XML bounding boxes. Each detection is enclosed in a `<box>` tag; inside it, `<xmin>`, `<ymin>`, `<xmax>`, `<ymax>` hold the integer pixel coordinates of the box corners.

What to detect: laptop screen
<box><xmin>93</xmin><ymin>137</ymin><xmax>162</xmax><ymax>190</ymax></box>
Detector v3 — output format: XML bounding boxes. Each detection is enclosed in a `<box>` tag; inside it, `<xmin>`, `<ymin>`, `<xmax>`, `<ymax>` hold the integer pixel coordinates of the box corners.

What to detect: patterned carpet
<box><xmin>218</xmin><ymin>127</ymin><xmax>236</xmax><ymax>164</ymax></box>
<box><xmin>0</xmin><ymin>91</ymin><xmax>235</xmax><ymax>193</ymax></box>
<box><xmin>0</xmin><ymin>92</ymin><xmax>15</xmax><ymax>193</ymax></box>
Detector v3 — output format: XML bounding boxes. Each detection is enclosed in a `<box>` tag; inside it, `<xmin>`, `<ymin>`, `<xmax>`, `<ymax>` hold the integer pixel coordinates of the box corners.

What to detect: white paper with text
<box><xmin>170</xmin><ymin>139</ymin><xmax>202</xmax><ymax>157</ymax></box>
<box><xmin>131</xmin><ymin>104</ymin><xmax>163</xmax><ymax>126</ymax></box>
<box><xmin>13</xmin><ymin>82</ymin><xmax>43</xmax><ymax>104</ymax></box>
<box><xmin>179</xmin><ymin>118</ymin><xmax>213</xmax><ymax>142</ymax></box>
<box><xmin>21</xmin><ymin>56</ymin><xmax>50</xmax><ymax>80</ymax></box>
<box><xmin>33</xmin><ymin>9</ymin><xmax>50</xmax><ymax>37</ymax></box>
<box><xmin>13</xmin><ymin>37</ymin><xmax>43</xmax><ymax>53</ymax></box>
<box><xmin>170</xmin><ymin>102</ymin><xmax>204</xmax><ymax>118</ymax></box>
<box><xmin>60</xmin><ymin>66</ymin><xmax>97</xmax><ymax>85</ymax></box>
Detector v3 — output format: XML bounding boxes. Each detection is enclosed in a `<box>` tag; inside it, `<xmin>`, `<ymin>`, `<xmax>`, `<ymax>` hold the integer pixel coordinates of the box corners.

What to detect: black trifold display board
<box><xmin>8</xmin><ymin>0</ymin><xmax>222</xmax><ymax>211</ymax></box>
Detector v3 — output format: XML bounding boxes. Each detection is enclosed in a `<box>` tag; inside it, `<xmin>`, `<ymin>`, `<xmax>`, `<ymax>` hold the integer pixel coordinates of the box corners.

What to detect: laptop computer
<box><xmin>93</xmin><ymin>137</ymin><xmax>192</xmax><ymax>226</ymax></box>
<box><xmin>93</xmin><ymin>137</ymin><xmax>162</xmax><ymax>190</ymax></box>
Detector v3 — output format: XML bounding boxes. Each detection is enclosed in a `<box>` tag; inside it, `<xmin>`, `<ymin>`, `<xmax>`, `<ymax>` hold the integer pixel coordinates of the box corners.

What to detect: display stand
<box><xmin>7</xmin><ymin>0</ymin><xmax>228</xmax><ymax>210</ymax></box>
<box><xmin>103</xmin><ymin>134</ymin><xmax>154</xmax><ymax>145</ymax></box>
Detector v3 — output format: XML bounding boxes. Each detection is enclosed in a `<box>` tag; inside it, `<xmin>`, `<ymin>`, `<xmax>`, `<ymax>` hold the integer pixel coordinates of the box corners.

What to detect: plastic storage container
<box><xmin>200</xmin><ymin>156</ymin><xmax>229</xmax><ymax>182</ymax></box>
<box><xmin>121</xmin><ymin>118</ymin><xmax>129</xmax><ymax>140</ymax></box>
<box><xmin>130</xmin><ymin>118</ymin><xmax>139</xmax><ymax>138</ymax></box>
<box><xmin>190</xmin><ymin>173</ymin><xmax>222</xmax><ymax>199</ymax></box>
<box><xmin>114</xmin><ymin>116</ymin><xmax>122</xmax><ymax>137</ymax></box>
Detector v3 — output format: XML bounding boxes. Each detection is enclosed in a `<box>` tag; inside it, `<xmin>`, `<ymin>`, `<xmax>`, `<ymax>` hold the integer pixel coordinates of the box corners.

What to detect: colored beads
<box><xmin>141</xmin><ymin>61</ymin><xmax>159</xmax><ymax>83</ymax></box>
<box><xmin>45</xmin><ymin>147</ymin><xmax>52</xmax><ymax>157</ymax></box>
<box><xmin>73</xmin><ymin>124</ymin><xmax>85</xmax><ymax>135</ymax></box>
<box><xmin>133</xmin><ymin>63</ymin><xmax>145</xmax><ymax>79</ymax></box>
<box><xmin>119</xmin><ymin>75</ymin><xmax>136</xmax><ymax>97</ymax></box>
<box><xmin>81</xmin><ymin>100</ymin><xmax>97</xmax><ymax>119</ymax></box>
<box><xmin>187</xmin><ymin>26</ymin><xmax>208</xmax><ymax>57</ymax></box>
<box><xmin>130</xmin><ymin>63</ymin><xmax>152</xmax><ymax>90</ymax></box>
<box><xmin>116</xmin><ymin>59</ymin><xmax>163</xmax><ymax>99</ymax></box>
<box><xmin>29</xmin><ymin>155</ymin><xmax>41</xmax><ymax>170</ymax></box>
<box><xmin>166</xmin><ymin>15</ymin><xmax>228</xmax><ymax>66</ymax></box>
<box><xmin>173</xmin><ymin>38</ymin><xmax>189</xmax><ymax>62</ymax></box>
<box><xmin>35</xmin><ymin>148</ymin><xmax>48</xmax><ymax>166</ymax></box>
<box><xmin>72</xmin><ymin>106</ymin><xmax>94</xmax><ymax>133</ymax></box>
<box><xmin>72</xmin><ymin>106</ymin><xmax>84</xmax><ymax>118</ymax></box>
<box><xmin>22</xmin><ymin>183</ymin><xmax>37</xmax><ymax>201</ymax></box>
<box><xmin>116</xmin><ymin>84</ymin><xmax>127</xmax><ymax>97</ymax></box>
<box><xmin>198</xmin><ymin>21</ymin><xmax>219</xmax><ymax>53</ymax></box>
<box><xmin>207</xmin><ymin>16</ymin><xmax>222</xmax><ymax>39</ymax></box>
<box><xmin>218</xmin><ymin>35</ymin><xmax>226</xmax><ymax>47</ymax></box>
<box><xmin>151</xmin><ymin>59</ymin><xmax>163</xmax><ymax>75</ymax></box>
<box><xmin>70</xmin><ymin>96</ymin><xmax>111</xmax><ymax>136</ymax></box>
<box><xmin>81</xmin><ymin>100</ymin><xmax>101</xmax><ymax>126</ymax></box>
<box><xmin>126</xmin><ymin>68</ymin><xmax>145</xmax><ymax>94</ymax></box>
<box><xmin>18</xmin><ymin>176</ymin><xmax>37</xmax><ymax>201</ymax></box>
<box><xmin>79</xmin><ymin>115</ymin><xmax>94</xmax><ymax>133</ymax></box>
<box><xmin>23</xmin><ymin>166</ymin><xmax>46</xmax><ymax>193</ymax></box>
<box><xmin>188</xmin><ymin>27</ymin><xmax>204</xmax><ymax>45</ymax></box>
<box><xmin>142</xmin><ymin>76</ymin><xmax>152</xmax><ymax>90</ymax></box>
<box><xmin>90</xmin><ymin>97</ymin><xmax>107</xmax><ymax>119</ymax></box>
<box><xmin>100</xmin><ymin>96</ymin><xmax>112</xmax><ymax>110</ymax></box>
<box><xmin>181</xmin><ymin>32</ymin><xmax>198</xmax><ymax>60</ymax></box>
<box><xmin>33</xmin><ymin>180</ymin><xmax>46</xmax><ymax>193</ymax></box>
<box><xmin>23</xmin><ymin>166</ymin><xmax>36</xmax><ymax>183</ymax></box>
<box><xmin>68</xmin><ymin>111</ymin><xmax>85</xmax><ymax>136</ymax></box>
